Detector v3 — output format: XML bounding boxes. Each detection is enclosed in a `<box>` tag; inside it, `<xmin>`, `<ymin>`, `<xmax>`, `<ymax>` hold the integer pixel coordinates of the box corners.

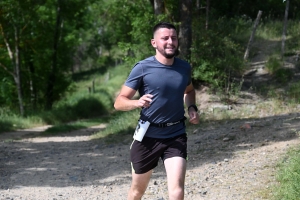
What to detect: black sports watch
<box><xmin>188</xmin><ymin>104</ymin><xmax>198</xmax><ymax>112</ymax></box>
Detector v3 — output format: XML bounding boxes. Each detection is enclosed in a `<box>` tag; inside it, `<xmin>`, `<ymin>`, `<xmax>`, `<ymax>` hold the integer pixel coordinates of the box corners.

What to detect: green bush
<box><xmin>265</xmin><ymin>56</ymin><xmax>293</xmax><ymax>84</ymax></box>
<box><xmin>40</xmin><ymin>92</ymin><xmax>112</xmax><ymax>124</ymax></box>
<box><xmin>287</xmin><ymin>82</ymin><xmax>300</xmax><ymax>103</ymax></box>
<box><xmin>274</xmin><ymin>68</ymin><xmax>294</xmax><ymax>84</ymax></box>
<box><xmin>191</xmin><ymin>28</ymin><xmax>245</xmax><ymax>92</ymax></box>
<box><xmin>266</xmin><ymin>56</ymin><xmax>281</xmax><ymax>74</ymax></box>
<box><xmin>0</xmin><ymin>113</ymin><xmax>45</xmax><ymax>133</ymax></box>
<box><xmin>257</xmin><ymin>20</ymin><xmax>283</xmax><ymax>39</ymax></box>
<box><xmin>0</xmin><ymin>121</ymin><xmax>14</xmax><ymax>132</ymax></box>
<box><xmin>74</xmin><ymin>96</ymin><xmax>109</xmax><ymax>118</ymax></box>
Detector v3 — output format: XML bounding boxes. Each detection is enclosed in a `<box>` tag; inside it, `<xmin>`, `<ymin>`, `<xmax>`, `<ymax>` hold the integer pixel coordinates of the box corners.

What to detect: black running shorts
<box><xmin>130</xmin><ymin>134</ymin><xmax>187</xmax><ymax>174</ymax></box>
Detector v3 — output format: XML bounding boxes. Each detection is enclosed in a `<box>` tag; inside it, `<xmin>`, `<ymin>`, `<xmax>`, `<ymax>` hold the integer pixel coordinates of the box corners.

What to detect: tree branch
<box><xmin>0</xmin><ymin>62</ymin><xmax>15</xmax><ymax>77</ymax></box>
<box><xmin>0</xmin><ymin>23</ymin><xmax>14</xmax><ymax>61</ymax></box>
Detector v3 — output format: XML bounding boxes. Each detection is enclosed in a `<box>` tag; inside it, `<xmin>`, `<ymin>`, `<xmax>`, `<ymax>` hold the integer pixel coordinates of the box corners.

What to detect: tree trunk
<box><xmin>205</xmin><ymin>0</ymin><xmax>210</xmax><ymax>30</ymax></box>
<box><xmin>27</xmin><ymin>49</ymin><xmax>37</xmax><ymax>110</ymax></box>
<box><xmin>0</xmin><ymin>23</ymin><xmax>24</xmax><ymax>116</ymax></box>
<box><xmin>178</xmin><ymin>0</ymin><xmax>192</xmax><ymax>61</ymax></box>
<box><xmin>196</xmin><ymin>0</ymin><xmax>200</xmax><ymax>10</ymax></box>
<box><xmin>281</xmin><ymin>0</ymin><xmax>290</xmax><ymax>59</ymax></box>
<box><xmin>244</xmin><ymin>10</ymin><xmax>263</xmax><ymax>61</ymax></box>
<box><xmin>153</xmin><ymin>0</ymin><xmax>164</xmax><ymax>15</ymax></box>
<box><xmin>46</xmin><ymin>0</ymin><xmax>62</xmax><ymax>110</ymax></box>
<box><xmin>196</xmin><ymin>0</ymin><xmax>201</xmax><ymax>16</ymax></box>
<box><xmin>13</xmin><ymin>25</ymin><xmax>24</xmax><ymax>116</ymax></box>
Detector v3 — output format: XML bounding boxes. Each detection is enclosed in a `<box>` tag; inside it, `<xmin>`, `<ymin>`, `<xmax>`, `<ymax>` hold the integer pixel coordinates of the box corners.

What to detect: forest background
<box><xmin>1</xmin><ymin>0</ymin><xmax>299</xmax><ymax>128</ymax></box>
<box><xmin>1</xmin><ymin>1</ymin><xmax>300</xmax><ymax>199</ymax></box>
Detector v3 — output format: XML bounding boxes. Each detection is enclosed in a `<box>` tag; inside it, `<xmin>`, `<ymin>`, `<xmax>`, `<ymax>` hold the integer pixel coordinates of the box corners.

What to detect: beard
<box><xmin>157</xmin><ymin>45</ymin><xmax>178</xmax><ymax>59</ymax></box>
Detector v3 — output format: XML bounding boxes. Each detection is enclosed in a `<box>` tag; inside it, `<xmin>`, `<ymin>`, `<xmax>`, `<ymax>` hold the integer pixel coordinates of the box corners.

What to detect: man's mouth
<box><xmin>166</xmin><ymin>46</ymin><xmax>175</xmax><ymax>50</ymax></box>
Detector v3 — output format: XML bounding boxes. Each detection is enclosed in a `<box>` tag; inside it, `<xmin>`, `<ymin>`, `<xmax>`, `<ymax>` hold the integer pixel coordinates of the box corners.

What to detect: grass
<box><xmin>0</xmin><ymin>63</ymin><xmax>129</xmax><ymax>134</ymax></box>
<box><xmin>42</xmin><ymin>64</ymin><xmax>129</xmax><ymax>125</ymax></box>
<box><xmin>42</xmin><ymin>117</ymin><xmax>109</xmax><ymax>136</ymax></box>
<box><xmin>0</xmin><ymin>109</ymin><xmax>46</xmax><ymax>133</ymax></box>
<box><xmin>91</xmin><ymin>109</ymin><xmax>140</xmax><ymax>144</ymax></box>
<box><xmin>273</xmin><ymin>147</ymin><xmax>300</xmax><ymax>200</ymax></box>
<box><xmin>197</xmin><ymin>95</ymin><xmax>299</xmax><ymax>123</ymax></box>
<box><xmin>256</xmin><ymin>20</ymin><xmax>283</xmax><ymax>39</ymax></box>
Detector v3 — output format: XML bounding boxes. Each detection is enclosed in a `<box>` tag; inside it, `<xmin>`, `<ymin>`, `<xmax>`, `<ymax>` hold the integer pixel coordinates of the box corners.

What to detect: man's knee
<box><xmin>128</xmin><ymin>187</ymin><xmax>146</xmax><ymax>199</ymax></box>
<box><xmin>169</xmin><ymin>187</ymin><xmax>184</xmax><ymax>200</ymax></box>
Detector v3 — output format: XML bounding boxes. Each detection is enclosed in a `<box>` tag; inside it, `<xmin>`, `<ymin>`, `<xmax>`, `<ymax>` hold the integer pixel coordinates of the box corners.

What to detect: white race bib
<box><xmin>133</xmin><ymin>120</ymin><xmax>150</xmax><ymax>142</ymax></box>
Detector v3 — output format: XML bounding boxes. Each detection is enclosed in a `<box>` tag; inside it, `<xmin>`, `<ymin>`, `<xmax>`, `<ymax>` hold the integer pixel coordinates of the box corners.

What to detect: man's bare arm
<box><xmin>184</xmin><ymin>83</ymin><xmax>199</xmax><ymax>124</ymax></box>
<box><xmin>114</xmin><ymin>85</ymin><xmax>153</xmax><ymax>111</ymax></box>
<box><xmin>184</xmin><ymin>83</ymin><xmax>196</xmax><ymax>108</ymax></box>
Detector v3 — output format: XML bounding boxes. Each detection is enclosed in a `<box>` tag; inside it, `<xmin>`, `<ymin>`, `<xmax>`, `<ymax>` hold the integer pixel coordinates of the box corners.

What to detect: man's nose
<box><xmin>167</xmin><ymin>38</ymin><xmax>173</xmax><ymax>43</ymax></box>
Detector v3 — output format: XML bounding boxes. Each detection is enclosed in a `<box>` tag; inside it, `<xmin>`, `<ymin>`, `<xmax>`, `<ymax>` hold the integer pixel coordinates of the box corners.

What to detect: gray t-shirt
<box><xmin>125</xmin><ymin>56</ymin><xmax>192</xmax><ymax>138</ymax></box>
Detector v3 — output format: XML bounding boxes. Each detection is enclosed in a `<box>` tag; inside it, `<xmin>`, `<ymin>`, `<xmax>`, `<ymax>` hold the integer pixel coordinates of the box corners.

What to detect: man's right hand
<box><xmin>136</xmin><ymin>94</ymin><xmax>153</xmax><ymax>108</ymax></box>
<box><xmin>114</xmin><ymin>85</ymin><xmax>153</xmax><ymax>111</ymax></box>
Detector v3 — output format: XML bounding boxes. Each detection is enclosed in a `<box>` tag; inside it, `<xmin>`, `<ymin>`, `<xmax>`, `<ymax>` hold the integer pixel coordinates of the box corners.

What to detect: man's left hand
<box><xmin>188</xmin><ymin>109</ymin><xmax>200</xmax><ymax>124</ymax></box>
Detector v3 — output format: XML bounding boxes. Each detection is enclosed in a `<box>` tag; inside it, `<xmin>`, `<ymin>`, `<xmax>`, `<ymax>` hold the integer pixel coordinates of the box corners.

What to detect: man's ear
<box><xmin>151</xmin><ymin>39</ymin><xmax>156</xmax><ymax>48</ymax></box>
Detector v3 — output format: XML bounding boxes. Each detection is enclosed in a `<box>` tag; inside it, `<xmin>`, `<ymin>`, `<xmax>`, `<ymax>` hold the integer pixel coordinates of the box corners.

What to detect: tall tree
<box><xmin>0</xmin><ymin>1</ymin><xmax>29</xmax><ymax>115</ymax></box>
<box><xmin>154</xmin><ymin>0</ymin><xmax>165</xmax><ymax>15</ymax></box>
<box><xmin>281</xmin><ymin>0</ymin><xmax>290</xmax><ymax>58</ymax></box>
<box><xmin>0</xmin><ymin>0</ymin><xmax>95</xmax><ymax>113</ymax></box>
<box><xmin>205</xmin><ymin>0</ymin><xmax>210</xmax><ymax>30</ymax></box>
<box><xmin>178</xmin><ymin>0</ymin><xmax>192</xmax><ymax>61</ymax></box>
<box><xmin>46</xmin><ymin>0</ymin><xmax>62</xmax><ymax>110</ymax></box>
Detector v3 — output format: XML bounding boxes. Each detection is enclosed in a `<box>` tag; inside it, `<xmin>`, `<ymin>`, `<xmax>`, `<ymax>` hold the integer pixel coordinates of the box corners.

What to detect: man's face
<box><xmin>151</xmin><ymin>28</ymin><xmax>178</xmax><ymax>59</ymax></box>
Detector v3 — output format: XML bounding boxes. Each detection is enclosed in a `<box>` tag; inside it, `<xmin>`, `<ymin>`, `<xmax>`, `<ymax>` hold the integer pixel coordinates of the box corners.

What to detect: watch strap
<box><xmin>188</xmin><ymin>104</ymin><xmax>198</xmax><ymax>112</ymax></box>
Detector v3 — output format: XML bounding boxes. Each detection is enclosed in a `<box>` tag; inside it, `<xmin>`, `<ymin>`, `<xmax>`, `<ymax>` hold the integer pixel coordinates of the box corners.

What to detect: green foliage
<box><xmin>1</xmin><ymin>0</ymin><xmax>298</xmax><ymax>115</ymax></box>
<box><xmin>0</xmin><ymin>61</ymin><xmax>127</xmax><ymax>132</ymax></box>
<box><xmin>41</xmin><ymin>92</ymin><xmax>111</xmax><ymax>124</ymax></box>
<box><xmin>287</xmin><ymin>82</ymin><xmax>300</xmax><ymax>103</ymax></box>
<box><xmin>266</xmin><ymin>56</ymin><xmax>282</xmax><ymax>74</ymax></box>
<box><xmin>257</xmin><ymin>20</ymin><xmax>283</xmax><ymax>39</ymax></box>
<box><xmin>274</xmin><ymin>147</ymin><xmax>300</xmax><ymax>200</ymax></box>
<box><xmin>38</xmin><ymin>62</ymin><xmax>128</xmax><ymax>124</ymax></box>
<box><xmin>92</xmin><ymin>109</ymin><xmax>139</xmax><ymax>143</ymax></box>
<box><xmin>0</xmin><ymin>107</ymin><xmax>45</xmax><ymax>133</ymax></box>
<box><xmin>42</xmin><ymin>118</ymin><xmax>107</xmax><ymax>135</ymax></box>
<box><xmin>209</xmin><ymin>0</ymin><xmax>300</xmax><ymax>20</ymax></box>
<box><xmin>265</xmin><ymin>56</ymin><xmax>293</xmax><ymax>84</ymax></box>
<box><xmin>274</xmin><ymin>68</ymin><xmax>294</xmax><ymax>84</ymax></box>
<box><xmin>191</xmin><ymin>18</ymin><xmax>245</xmax><ymax>93</ymax></box>
<box><xmin>74</xmin><ymin>96</ymin><xmax>109</xmax><ymax>118</ymax></box>
<box><xmin>118</xmin><ymin>1</ymin><xmax>157</xmax><ymax>65</ymax></box>
<box><xmin>43</xmin><ymin>124</ymin><xmax>86</xmax><ymax>135</ymax></box>
<box><xmin>0</xmin><ymin>76</ymin><xmax>15</xmax><ymax>107</ymax></box>
<box><xmin>285</xmin><ymin>21</ymin><xmax>300</xmax><ymax>55</ymax></box>
<box><xmin>0</xmin><ymin>0</ymin><xmax>96</xmax><ymax>113</ymax></box>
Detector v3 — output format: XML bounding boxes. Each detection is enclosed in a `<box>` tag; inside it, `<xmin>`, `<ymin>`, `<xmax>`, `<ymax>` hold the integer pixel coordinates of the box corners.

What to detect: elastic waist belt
<box><xmin>142</xmin><ymin>117</ymin><xmax>187</xmax><ymax>128</ymax></box>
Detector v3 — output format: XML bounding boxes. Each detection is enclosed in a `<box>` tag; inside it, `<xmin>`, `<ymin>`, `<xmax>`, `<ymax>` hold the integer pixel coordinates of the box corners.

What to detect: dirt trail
<box><xmin>1</xmin><ymin>110</ymin><xmax>300</xmax><ymax>200</ymax></box>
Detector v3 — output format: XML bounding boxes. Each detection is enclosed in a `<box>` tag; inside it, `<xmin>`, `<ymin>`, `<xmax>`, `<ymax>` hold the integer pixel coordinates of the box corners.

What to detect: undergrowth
<box><xmin>273</xmin><ymin>147</ymin><xmax>300</xmax><ymax>200</ymax></box>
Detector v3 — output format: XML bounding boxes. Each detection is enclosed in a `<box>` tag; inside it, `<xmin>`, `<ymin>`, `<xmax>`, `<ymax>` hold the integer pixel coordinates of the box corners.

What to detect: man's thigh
<box><xmin>164</xmin><ymin>157</ymin><xmax>187</xmax><ymax>190</ymax></box>
<box><xmin>163</xmin><ymin>134</ymin><xmax>187</xmax><ymax>190</ymax></box>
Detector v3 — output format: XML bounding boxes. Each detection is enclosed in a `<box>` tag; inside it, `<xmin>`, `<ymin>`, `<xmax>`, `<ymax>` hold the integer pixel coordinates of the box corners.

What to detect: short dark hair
<box><xmin>153</xmin><ymin>22</ymin><xmax>176</xmax><ymax>35</ymax></box>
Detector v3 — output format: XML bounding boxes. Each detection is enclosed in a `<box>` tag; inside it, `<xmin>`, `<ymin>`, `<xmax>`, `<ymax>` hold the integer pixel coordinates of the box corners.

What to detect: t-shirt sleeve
<box><xmin>124</xmin><ymin>63</ymin><xmax>143</xmax><ymax>90</ymax></box>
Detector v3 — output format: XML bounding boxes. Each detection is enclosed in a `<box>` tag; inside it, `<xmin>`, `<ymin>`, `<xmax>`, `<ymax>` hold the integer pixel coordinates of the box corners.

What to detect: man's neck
<box><xmin>155</xmin><ymin>55</ymin><xmax>174</xmax><ymax>66</ymax></box>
